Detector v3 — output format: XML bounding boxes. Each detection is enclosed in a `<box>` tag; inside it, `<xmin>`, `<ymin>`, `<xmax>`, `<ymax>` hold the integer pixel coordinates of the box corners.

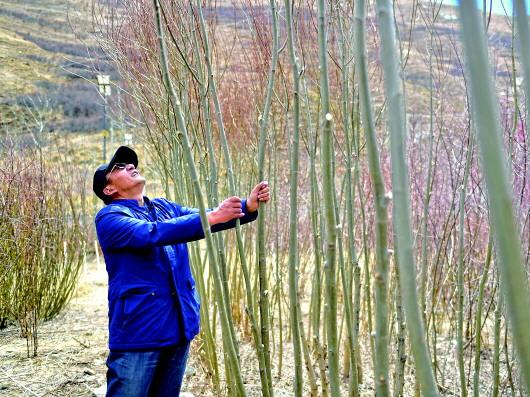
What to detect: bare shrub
<box><xmin>0</xmin><ymin>144</ymin><xmax>86</xmax><ymax>356</ymax></box>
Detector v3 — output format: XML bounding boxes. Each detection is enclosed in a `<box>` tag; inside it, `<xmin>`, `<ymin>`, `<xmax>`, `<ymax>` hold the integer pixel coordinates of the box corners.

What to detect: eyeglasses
<box><xmin>108</xmin><ymin>163</ymin><xmax>128</xmax><ymax>174</ymax></box>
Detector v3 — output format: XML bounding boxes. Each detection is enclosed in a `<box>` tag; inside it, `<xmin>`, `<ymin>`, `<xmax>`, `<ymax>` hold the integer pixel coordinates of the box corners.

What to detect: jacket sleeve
<box><xmin>178</xmin><ymin>198</ymin><xmax>258</xmax><ymax>233</ymax></box>
<box><xmin>97</xmin><ymin>199</ymin><xmax>259</xmax><ymax>250</ymax></box>
<box><xmin>96</xmin><ymin>208</ymin><xmax>205</xmax><ymax>250</ymax></box>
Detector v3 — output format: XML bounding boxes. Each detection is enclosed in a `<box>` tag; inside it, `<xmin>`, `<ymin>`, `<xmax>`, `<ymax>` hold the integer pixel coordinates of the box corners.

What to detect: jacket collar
<box><xmin>109</xmin><ymin>196</ymin><xmax>151</xmax><ymax>209</ymax></box>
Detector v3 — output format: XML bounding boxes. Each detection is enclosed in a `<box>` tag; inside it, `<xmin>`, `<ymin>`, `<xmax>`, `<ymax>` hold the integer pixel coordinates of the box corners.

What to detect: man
<box><xmin>92</xmin><ymin>146</ymin><xmax>270</xmax><ymax>396</ymax></box>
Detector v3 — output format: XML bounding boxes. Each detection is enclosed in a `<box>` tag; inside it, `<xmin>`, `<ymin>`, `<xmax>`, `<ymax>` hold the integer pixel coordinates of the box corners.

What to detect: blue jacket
<box><xmin>95</xmin><ymin>197</ymin><xmax>258</xmax><ymax>350</ymax></box>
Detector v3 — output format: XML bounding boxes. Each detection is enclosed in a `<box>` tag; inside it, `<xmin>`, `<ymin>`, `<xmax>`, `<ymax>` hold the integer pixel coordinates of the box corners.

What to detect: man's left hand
<box><xmin>247</xmin><ymin>181</ymin><xmax>270</xmax><ymax>212</ymax></box>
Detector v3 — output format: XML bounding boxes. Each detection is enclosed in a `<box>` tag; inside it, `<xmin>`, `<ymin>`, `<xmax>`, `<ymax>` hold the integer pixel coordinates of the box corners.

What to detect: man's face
<box><xmin>103</xmin><ymin>163</ymin><xmax>145</xmax><ymax>199</ymax></box>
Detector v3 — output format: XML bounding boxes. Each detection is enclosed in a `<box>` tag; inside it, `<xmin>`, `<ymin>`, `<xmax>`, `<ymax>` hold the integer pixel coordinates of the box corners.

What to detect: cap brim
<box><xmin>107</xmin><ymin>146</ymin><xmax>138</xmax><ymax>174</ymax></box>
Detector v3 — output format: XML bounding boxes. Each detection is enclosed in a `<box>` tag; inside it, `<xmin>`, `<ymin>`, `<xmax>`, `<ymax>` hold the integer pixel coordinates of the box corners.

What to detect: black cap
<box><xmin>93</xmin><ymin>146</ymin><xmax>138</xmax><ymax>204</ymax></box>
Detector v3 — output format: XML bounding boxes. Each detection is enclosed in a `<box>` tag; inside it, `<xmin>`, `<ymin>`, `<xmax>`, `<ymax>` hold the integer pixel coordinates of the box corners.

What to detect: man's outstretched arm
<box><xmin>181</xmin><ymin>181</ymin><xmax>270</xmax><ymax>233</ymax></box>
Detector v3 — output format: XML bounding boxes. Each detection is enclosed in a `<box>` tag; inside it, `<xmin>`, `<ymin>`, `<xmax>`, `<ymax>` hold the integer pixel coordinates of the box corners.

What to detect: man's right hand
<box><xmin>207</xmin><ymin>196</ymin><xmax>244</xmax><ymax>225</ymax></box>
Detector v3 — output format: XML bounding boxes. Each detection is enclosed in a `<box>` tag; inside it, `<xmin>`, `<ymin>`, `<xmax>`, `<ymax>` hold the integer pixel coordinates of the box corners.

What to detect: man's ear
<box><xmin>103</xmin><ymin>184</ymin><xmax>117</xmax><ymax>196</ymax></box>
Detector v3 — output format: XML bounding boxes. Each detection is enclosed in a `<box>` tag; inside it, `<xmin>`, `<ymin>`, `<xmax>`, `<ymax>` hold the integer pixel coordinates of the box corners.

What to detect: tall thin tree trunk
<box><xmin>284</xmin><ymin>0</ymin><xmax>303</xmax><ymax>395</ymax></box>
<box><xmin>459</xmin><ymin>1</ymin><xmax>530</xmax><ymax>393</ymax></box>
<box><xmin>255</xmin><ymin>1</ymin><xmax>280</xmax><ymax>395</ymax></box>
<box><xmin>317</xmin><ymin>0</ymin><xmax>340</xmax><ymax>395</ymax></box>
<box><xmin>375</xmin><ymin>0</ymin><xmax>440</xmax><ymax>394</ymax></box>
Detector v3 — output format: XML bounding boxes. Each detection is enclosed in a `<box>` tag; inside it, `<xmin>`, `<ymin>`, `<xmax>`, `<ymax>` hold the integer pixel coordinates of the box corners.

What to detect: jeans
<box><xmin>106</xmin><ymin>342</ymin><xmax>190</xmax><ymax>397</ymax></box>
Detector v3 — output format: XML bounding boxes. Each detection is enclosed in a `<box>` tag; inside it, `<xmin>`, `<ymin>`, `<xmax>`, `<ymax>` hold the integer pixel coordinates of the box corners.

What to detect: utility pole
<box><xmin>97</xmin><ymin>75</ymin><xmax>112</xmax><ymax>161</ymax></box>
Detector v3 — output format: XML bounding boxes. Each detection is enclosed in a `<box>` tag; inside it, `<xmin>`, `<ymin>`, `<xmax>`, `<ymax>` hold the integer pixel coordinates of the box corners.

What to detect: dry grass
<box><xmin>0</xmin><ymin>0</ymin><xmax>89</xmax><ymax>101</ymax></box>
<box><xmin>0</xmin><ymin>19</ymin><xmax>54</xmax><ymax>100</ymax></box>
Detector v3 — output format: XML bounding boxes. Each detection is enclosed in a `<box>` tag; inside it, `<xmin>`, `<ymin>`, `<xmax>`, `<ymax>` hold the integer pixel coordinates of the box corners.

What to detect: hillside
<box><xmin>0</xmin><ymin>0</ymin><xmax>517</xmax><ymax>139</ymax></box>
<box><xmin>0</xmin><ymin>0</ymin><xmax>116</xmax><ymax>136</ymax></box>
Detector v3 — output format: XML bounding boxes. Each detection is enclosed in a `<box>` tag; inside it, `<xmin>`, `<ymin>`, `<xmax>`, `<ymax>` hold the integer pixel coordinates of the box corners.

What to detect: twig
<box><xmin>73</xmin><ymin>337</ymin><xmax>90</xmax><ymax>348</ymax></box>
<box><xmin>0</xmin><ymin>366</ymin><xmax>40</xmax><ymax>396</ymax></box>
